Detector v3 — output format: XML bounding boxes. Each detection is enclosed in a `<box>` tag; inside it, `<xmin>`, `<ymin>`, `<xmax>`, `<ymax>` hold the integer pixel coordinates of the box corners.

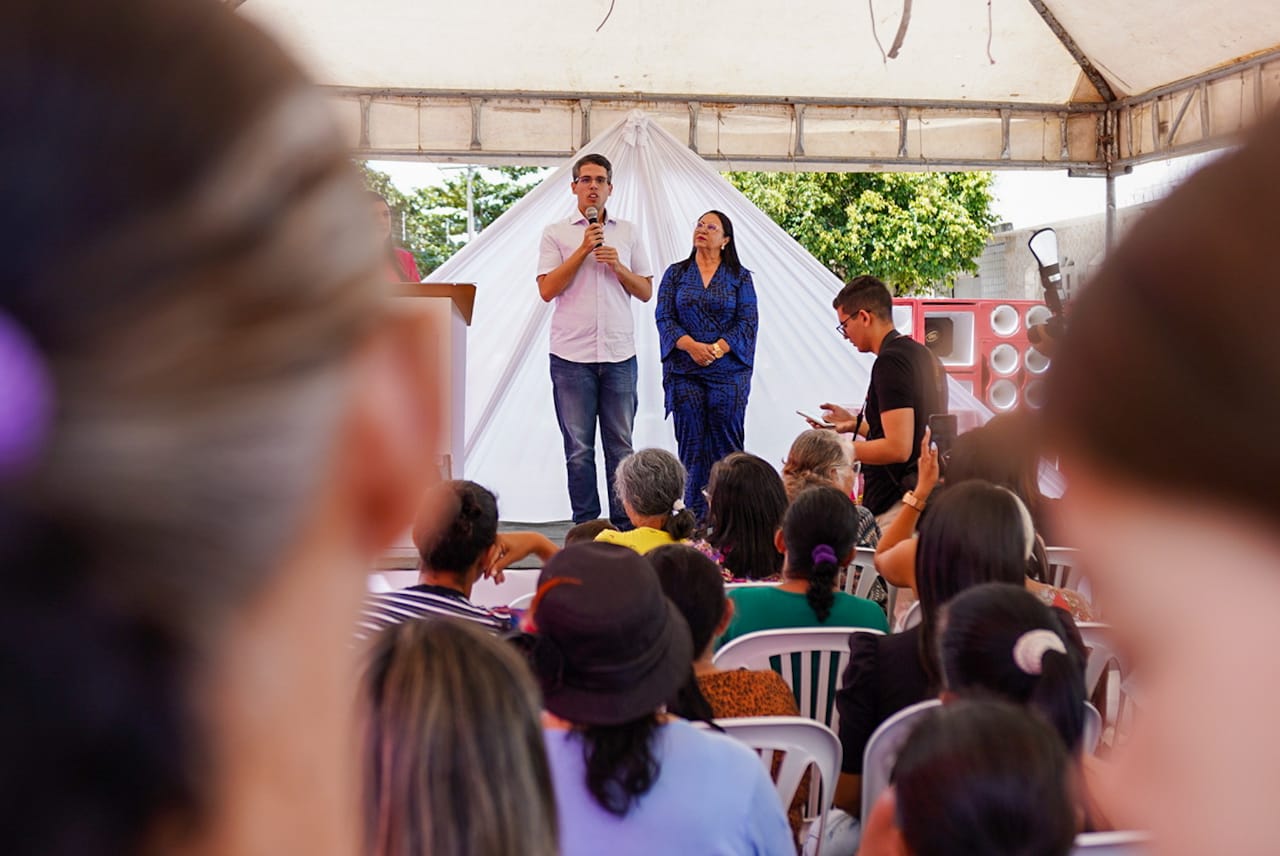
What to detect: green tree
<box><xmin>357</xmin><ymin>162</ymin><xmax>544</xmax><ymax>275</ymax></box>
<box><xmin>726</xmin><ymin>171</ymin><xmax>996</xmax><ymax>295</ymax></box>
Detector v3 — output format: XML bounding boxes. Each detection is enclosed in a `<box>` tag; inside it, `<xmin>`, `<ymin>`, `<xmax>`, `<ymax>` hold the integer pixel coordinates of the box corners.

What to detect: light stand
<box><xmin>1027</xmin><ymin>228</ymin><xmax>1066</xmax><ymax>356</ymax></box>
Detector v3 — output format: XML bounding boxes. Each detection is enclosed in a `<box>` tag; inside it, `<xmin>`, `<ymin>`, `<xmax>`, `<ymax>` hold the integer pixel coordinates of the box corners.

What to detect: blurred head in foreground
<box><xmin>0</xmin><ymin>1</ymin><xmax>439</xmax><ymax>853</ymax></box>
<box><xmin>1045</xmin><ymin>106</ymin><xmax>1280</xmax><ymax>853</ymax></box>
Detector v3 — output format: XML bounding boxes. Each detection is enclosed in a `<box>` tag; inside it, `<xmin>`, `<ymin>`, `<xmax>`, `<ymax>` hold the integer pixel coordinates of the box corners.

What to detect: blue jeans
<box><xmin>550</xmin><ymin>354</ymin><xmax>637</xmax><ymax>528</ymax></box>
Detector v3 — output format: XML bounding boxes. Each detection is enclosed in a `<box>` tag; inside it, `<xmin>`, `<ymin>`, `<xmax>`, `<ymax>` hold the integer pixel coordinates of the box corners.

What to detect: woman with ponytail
<box><xmin>718</xmin><ymin>486</ymin><xmax>887</xmax><ymax>647</ymax></box>
<box><xmin>937</xmin><ymin>582</ymin><xmax>1125</xmax><ymax>831</ymax></box>
<box><xmin>595</xmin><ymin>449</ymin><xmax>698</xmax><ymax>554</ymax></box>
<box><xmin>938</xmin><ymin>582</ymin><xmax>1087</xmax><ymax>753</ymax></box>
<box><xmin>833</xmin><ymin>480</ymin><xmax>1034</xmax><ymax>818</ymax></box>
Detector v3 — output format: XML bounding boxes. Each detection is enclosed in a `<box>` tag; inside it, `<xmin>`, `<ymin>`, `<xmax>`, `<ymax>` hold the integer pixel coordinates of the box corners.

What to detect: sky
<box><xmin>369</xmin><ymin>150</ymin><xmax>1219</xmax><ymax>232</ymax></box>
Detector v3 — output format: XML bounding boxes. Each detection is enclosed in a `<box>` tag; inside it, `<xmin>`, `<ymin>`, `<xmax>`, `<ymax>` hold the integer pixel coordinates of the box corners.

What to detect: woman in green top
<box><xmin>719</xmin><ymin>485</ymin><xmax>889</xmax><ymax>646</ymax></box>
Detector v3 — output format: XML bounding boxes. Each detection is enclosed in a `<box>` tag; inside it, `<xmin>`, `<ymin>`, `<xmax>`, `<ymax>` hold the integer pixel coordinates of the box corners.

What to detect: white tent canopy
<box><xmin>241</xmin><ymin>0</ymin><xmax>1280</xmax><ymax>170</ymax></box>
<box><xmin>425</xmin><ymin>111</ymin><xmax>1006</xmax><ymax>521</ymax></box>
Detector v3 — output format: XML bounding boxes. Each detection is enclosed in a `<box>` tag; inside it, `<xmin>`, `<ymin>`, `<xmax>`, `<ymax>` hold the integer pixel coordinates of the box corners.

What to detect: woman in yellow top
<box><xmin>596</xmin><ymin>448</ymin><xmax>697</xmax><ymax>554</ymax></box>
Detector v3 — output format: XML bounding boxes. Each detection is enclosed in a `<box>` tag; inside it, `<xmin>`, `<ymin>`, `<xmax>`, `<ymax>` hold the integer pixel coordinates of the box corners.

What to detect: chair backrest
<box><xmin>714</xmin><ymin>627</ymin><xmax>884</xmax><ymax>731</ymax></box>
<box><xmin>1044</xmin><ymin>546</ymin><xmax>1092</xmax><ymax>600</ymax></box>
<box><xmin>1076</xmin><ymin>622</ymin><xmax>1137</xmax><ymax>747</ymax></box>
<box><xmin>843</xmin><ymin>547</ymin><xmax>878</xmax><ymax>596</ymax></box>
<box><xmin>712</xmin><ymin>716</ymin><xmax>843</xmax><ymax>854</ymax></box>
<box><xmin>366</xmin><ymin>573</ymin><xmax>393</xmax><ymax>594</ymax></box>
<box><xmin>507</xmin><ymin>591</ymin><xmax>534</xmax><ymax>610</ymax></box>
<box><xmin>1070</xmin><ymin>831</ymin><xmax>1152</xmax><ymax>855</ymax></box>
<box><xmin>843</xmin><ymin>546</ymin><xmax>900</xmax><ymax>626</ymax></box>
<box><xmin>468</xmin><ymin>568</ymin><xmax>540</xmax><ymax>608</ymax></box>
<box><xmin>1082</xmin><ymin>700</ymin><xmax>1102</xmax><ymax>755</ymax></box>
<box><xmin>898</xmin><ymin>599</ymin><xmax>922</xmax><ymax>631</ymax></box>
<box><xmin>860</xmin><ymin>698</ymin><xmax>942</xmax><ymax>823</ymax></box>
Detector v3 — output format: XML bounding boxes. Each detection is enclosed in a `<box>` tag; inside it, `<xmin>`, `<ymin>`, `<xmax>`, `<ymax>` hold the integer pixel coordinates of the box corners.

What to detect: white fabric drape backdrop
<box><xmin>427</xmin><ymin>111</ymin><xmax>1052</xmax><ymax>521</ymax></box>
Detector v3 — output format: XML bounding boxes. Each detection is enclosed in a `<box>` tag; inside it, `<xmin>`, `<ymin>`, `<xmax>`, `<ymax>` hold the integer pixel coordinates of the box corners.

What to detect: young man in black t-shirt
<box><xmin>821</xmin><ymin>276</ymin><xmax>947</xmax><ymax>524</ymax></box>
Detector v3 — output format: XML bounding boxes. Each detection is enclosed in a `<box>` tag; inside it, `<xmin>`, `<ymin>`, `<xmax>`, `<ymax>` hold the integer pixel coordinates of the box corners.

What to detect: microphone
<box><xmin>585</xmin><ymin>206</ymin><xmax>603</xmax><ymax>248</ymax></box>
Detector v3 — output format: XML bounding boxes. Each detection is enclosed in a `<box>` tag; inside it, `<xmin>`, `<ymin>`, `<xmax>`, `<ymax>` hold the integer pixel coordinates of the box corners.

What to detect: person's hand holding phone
<box><xmin>797</xmin><ymin>409</ymin><xmax>835</xmax><ymax>430</ymax></box>
<box><xmin>915</xmin><ymin>426</ymin><xmax>940</xmax><ymax>502</ymax></box>
<box><xmin>819</xmin><ymin>402</ymin><xmax>860</xmax><ymax>434</ymax></box>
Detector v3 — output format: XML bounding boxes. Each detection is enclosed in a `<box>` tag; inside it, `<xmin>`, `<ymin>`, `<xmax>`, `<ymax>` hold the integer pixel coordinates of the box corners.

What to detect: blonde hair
<box><xmin>781</xmin><ymin>429</ymin><xmax>853</xmax><ymax>501</ymax></box>
<box><xmin>362</xmin><ymin>619</ymin><xmax>559</xmax><ymax>856</ymax></box>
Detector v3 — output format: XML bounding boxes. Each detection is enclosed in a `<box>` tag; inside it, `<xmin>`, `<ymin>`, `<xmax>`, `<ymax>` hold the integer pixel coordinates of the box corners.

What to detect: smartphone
<box><xmin>796</xmin><ymin>409</ymin><xmax>834</xmax><ymax>428</ymax></box>
<box><xmin>927</xmin><ymin>414</ymin><xmax>958</xmax><ymax>463</ymax></box>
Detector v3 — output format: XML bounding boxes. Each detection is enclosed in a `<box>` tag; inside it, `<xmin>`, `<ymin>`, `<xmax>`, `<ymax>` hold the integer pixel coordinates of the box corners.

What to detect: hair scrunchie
<box><xmin>672</xmin><ymin>497</ymin><xmax>686</xmax><ymax>513</ymax></box>
<box><xmin>0</xmin><ymin>311</ymin><xmax>53</xmax><ymax>478</ymax></box>
<box><xmin>1012</xmin><ymin>629</ymin><xmax>1068</xmax><ymax>675</ymax></box>
<box><xmin>810</xmin><ymin>544</ymin><xmax>838</xmax><ymax>566</ymax></box>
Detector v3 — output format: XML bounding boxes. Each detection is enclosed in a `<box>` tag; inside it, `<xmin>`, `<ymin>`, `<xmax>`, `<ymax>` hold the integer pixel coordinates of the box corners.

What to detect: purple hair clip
<box><xmin>0</xmin><ymin>311</ymin><xmax>53</xmax><ymax>477</ymax></box>
<box><xmin>811</xmin><ymin>544</ymin><xmax>839</xmax><ymax>566</ymax></box>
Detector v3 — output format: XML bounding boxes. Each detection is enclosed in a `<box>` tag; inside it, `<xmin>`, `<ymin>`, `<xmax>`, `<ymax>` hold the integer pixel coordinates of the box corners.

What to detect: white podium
<box><xmin>378</xmin><ymin>282</ymin><xmax>475</xmax><ymax>571</ymax></box>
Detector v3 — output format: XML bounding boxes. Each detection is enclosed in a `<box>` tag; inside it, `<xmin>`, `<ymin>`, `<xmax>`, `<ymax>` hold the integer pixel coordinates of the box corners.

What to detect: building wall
<box><xmin>974</xmin><ymin>203</ymin><xmax>1157</xmax><ymax>302</ymax></box>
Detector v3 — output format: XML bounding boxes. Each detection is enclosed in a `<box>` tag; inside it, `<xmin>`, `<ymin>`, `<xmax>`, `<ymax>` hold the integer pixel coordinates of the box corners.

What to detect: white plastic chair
<box><xmin>860</xmin><ymin>698</ymin><xmax>942</xmax><ymax>823</ymax></box>
<box><xmin>858</xmin><ymin>696</ymin><xmax>1102</xmax><ymax>824</ymax></box>
<box><xmin>898</xmin><ymin>599</ymin><xmax>922</xmax><ymax>631</ymax></box>
<box><xmin>1082</xmin><ymin>700</ymin><xmax>1102</xmax><ymax>755</ymax></box>
<box><xmin>714</xmin><ymin>627</ymin><xmax>884</xmax><ymax>731</ymax></box>
<box><xmin>842</xmin><ymin>547</ymin><xmax>877</xmax><ymax>596</ymax></box>
<box><xmin>1070</xmin><ymin>830</ymin><xmax>1152</xmax><ymax>854</ymax></box>
<box><xmin>713</xmin><ymin>716</ymin><xmax>843</xmax><ymax>855</ymax></box>
<box><xmin>842</xmin><ymin>546</ymin><xmax>900</xmax><ymax>620</ymax></box>
<box><xmin>1077</xmin><ymin>622</ymin><xmax>1138</xmax><ymax>746</ymax></box>
<box><xmin>1044</xmin><ymin>546</ymin><xmax>1092</xmax><ymax>601</ymax></box>
<box><xmin>507</xmin><ymin>592</ymin><xmax>534</xmax><ymax>610</ymax></box>
<box><xmin>468</xmin><ymin>568</ymin><xmax>540</xmax><ymax>608</ymax></box>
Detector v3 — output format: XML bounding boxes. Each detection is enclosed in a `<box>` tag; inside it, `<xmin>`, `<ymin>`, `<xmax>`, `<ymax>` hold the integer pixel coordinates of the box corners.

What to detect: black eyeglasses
<box><xmin>573</xmin><ymin>176</ymin><xmax>609</xmax><ymax>187</ymax></box>
<box><xmin>836</xmin><ymin>315</ymin><xmax>854</xmax><ymax>339</ymax></box>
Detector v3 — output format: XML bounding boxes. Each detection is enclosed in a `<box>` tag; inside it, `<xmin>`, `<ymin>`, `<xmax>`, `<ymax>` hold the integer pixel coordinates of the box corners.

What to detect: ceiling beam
<box><xmin>1024</xmin><ymin>0</ymin><xmax>1118</xmax><ymax>103</ymax></box>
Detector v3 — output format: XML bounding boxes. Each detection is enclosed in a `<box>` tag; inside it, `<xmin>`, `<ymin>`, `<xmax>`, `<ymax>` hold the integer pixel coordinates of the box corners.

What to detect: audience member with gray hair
<box><xmin>596</xmin><ymin>448</ymin><xmax>697</xmax><ymax>554</ymax></box>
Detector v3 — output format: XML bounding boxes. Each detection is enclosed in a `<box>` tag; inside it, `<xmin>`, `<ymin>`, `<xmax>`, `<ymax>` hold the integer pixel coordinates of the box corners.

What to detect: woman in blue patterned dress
<box><xmin>655</xmin><ymin>210</ymin><xmax>758</xmax><ymax>521</ymax></box>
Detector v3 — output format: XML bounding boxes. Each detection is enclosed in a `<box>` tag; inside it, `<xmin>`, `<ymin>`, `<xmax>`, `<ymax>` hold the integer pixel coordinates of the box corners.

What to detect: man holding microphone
<box><xmin>537</xmin><ymin>153</ymin><xmax>653</xmax><ymax>529</ymax></box>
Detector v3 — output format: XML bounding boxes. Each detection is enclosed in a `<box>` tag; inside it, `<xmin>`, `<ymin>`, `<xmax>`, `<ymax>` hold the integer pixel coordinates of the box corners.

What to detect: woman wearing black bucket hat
<box><xmin>525</xmin><ymin>542</ymin><xmax>793</xmax><ymax>855</ymax></box>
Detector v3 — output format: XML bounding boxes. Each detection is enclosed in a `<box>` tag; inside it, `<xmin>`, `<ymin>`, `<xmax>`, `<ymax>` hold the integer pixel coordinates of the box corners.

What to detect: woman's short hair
<box><xmin>915</xmin><ymin>480</ymin><xmax>1034</xmax><ymax>684</ymax></box>
<box><xmin>781</xmin><ymin>430</ymin><xmax>852</xmax><ymax>501</ymax></box>
<box><xmin>1</xmin><ymin>1</ymin><xmax>387</xmax><ymax>851</ymax></box>
<box><xmin>615</xmin><ymin>448</ymin><xmax>696</xmax><ymax>540</ymax></box>
<box><xmin>939</xmin><ymin>582</ymin><xmax>1087</xmax><ymax>753</ymax></box>
<box><xmin>782</xmin><ymin>486</ymin><xmax>860</xmax><ymax>622</ymax></box>
<box><xmin>411</xmin><ymin>481</ymin><xmax>499</xmax><ymax>575</ymax></box>
<box><xmin>362</xmin><ymin>618</ymin><xmax>558</xmax><ymax>856</ymax></box>
<box><xmin>891</xmin><ymin>699</ymin><xmax>1077</xmax><ymax>856</ymax></box>
<box><xmin>702</xmin><ymin>452</ymin><xmax>787</xmax><ymax>580</ymax></box>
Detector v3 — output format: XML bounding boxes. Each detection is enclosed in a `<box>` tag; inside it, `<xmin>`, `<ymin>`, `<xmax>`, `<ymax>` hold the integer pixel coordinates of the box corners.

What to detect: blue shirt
<box><xmin>655</xmin><ymin>260</ymin><xmax>758</xmax><ymax>379</ymax></box>
<box><xmin>544</xmin><ymin>719</ymin><xmax>794</xmax><ymax>856</ymax></box>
